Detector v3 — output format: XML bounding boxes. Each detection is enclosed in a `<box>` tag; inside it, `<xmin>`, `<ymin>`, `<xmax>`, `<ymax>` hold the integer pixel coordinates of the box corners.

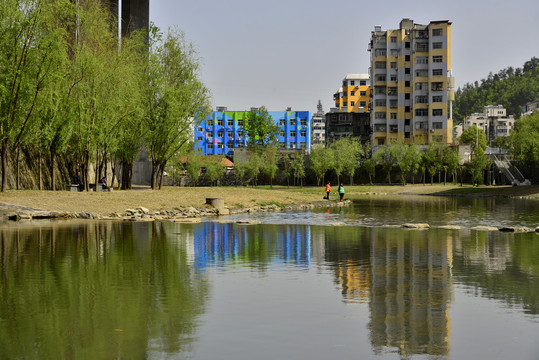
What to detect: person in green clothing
<box><xmin>338</xmin><ymin>184</ymin><xmax>344</xmax><ymax>201</ymax></box>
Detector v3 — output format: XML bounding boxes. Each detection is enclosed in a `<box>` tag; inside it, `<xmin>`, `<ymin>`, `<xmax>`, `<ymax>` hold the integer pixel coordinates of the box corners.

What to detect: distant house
<box><xmin>522</xmin><ymin>101</ymin><xmax>539</xmax><ymax>117</ymax></box>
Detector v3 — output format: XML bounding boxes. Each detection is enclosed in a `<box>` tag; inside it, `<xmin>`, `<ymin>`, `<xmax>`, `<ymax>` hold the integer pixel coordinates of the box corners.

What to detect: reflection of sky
<box><xmin>193</xmin><ymin>223</ymin><xmax>311</xmax><ymax>271</ymax></box>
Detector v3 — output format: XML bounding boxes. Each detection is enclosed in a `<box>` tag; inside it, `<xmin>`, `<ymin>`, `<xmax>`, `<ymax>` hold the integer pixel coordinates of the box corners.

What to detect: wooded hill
<box><xmin>453</xmin><ymin>57</ymin><xmax>539</xmax><ymax>122</ymax></box>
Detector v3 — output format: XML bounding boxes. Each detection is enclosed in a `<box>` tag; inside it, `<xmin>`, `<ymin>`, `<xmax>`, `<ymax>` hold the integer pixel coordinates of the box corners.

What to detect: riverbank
<box><xmin>1</xmin><ymin>184</ymin><xmax>539</xmax><ymax>221</ymax></box>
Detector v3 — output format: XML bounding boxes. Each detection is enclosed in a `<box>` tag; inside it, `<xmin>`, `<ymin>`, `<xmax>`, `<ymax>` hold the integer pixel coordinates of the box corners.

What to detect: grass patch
<box><xmin>257</xmin><ymin>201</ymin><xmax>285</xmax><ymax>208</ymax></box>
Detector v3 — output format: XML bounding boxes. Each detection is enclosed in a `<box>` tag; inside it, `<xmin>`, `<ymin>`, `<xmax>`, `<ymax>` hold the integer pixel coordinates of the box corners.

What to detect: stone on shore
<box><xmin>439</xmin><ymin>225</ymin><xmax>461</xmax><ymax>230</ymax></box>
<box><xmin>236</xmin><ymin>219</ymin><xmax>261</xmax><ymax>225</ymax></box>
<box><xmin>471</xmin><ymin>226</ymin><xmax>499</xmax><ymax>231</ymax></box>
<box><xmin>499</xmin><ymin>226</ymin><xmax>530</xmax><ymax>233</ymax></box>
<box><xmin>402</xmin><ymin>223</ymin><xmax>430</xmax><ymax>229</ymax></box>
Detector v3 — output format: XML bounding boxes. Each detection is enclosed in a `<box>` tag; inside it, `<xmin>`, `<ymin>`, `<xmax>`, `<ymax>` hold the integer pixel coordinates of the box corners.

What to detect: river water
<box><xmin>0</xmin><ymin>196</ymin><xmax>538</xmax><ymax>359</ymax></box>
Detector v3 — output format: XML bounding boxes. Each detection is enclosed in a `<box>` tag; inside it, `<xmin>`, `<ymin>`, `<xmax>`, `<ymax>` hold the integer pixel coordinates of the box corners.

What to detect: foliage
<box><xmin>202</xmin><ymin>157</ymin><xmax>225</xmax><ymax>185</ymax></box>
<box><xmin>507</xmin><ymin>111</ymin><xmax>539</xmax><ymax>164</ymax></box>
<box><xmin>261</xmin><ymin>145</ymin><xmax>279</xmax><ymax>187</ymax></box>
<box><xmin>453</xmin><ymin>57</ymin><xmax>539</xmax><ymax>122</ymax></box>
<box><xmin>459</xmin><ymin>125</ymin><xmax>488</xmax><ymax>153</ymax></box>
<box><xmin>307</xmin><ymin>146</ymin><xmax>330</xmax><ymax>186</ymax></box>
<box><xmin>470</xmin><ymin>146</ymin><xmax>488</xmax><ymax>184</ymax></box>
<box><xmin>243</xmin><ymin>106</ymin><xmax>280</xmax><ymax>150</ymax></box>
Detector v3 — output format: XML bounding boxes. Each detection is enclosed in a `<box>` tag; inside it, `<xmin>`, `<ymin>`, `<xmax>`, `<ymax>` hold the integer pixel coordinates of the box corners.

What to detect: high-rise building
<box><xmin>333</xmin><ymin>74</ymin><xmax>371</xmax><ymax>113</ymax></box>
<box><xmin>368</xmin><ymin>18</ymin><xmax>454</xmax><ymax>147</ymax></box>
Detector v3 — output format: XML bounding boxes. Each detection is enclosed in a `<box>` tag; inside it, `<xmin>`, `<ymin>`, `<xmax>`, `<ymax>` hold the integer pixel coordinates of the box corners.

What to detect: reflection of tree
<box><xmin>452</xmin><ymin>231</ymin><xmax>539</xmax><ymax>315</ymax></box>
<box><xmin>0</xmin><ymin>222</ymin><xmax>208</xmax><ymax>359</ymax></box>
<box><xmin>367</xmin><ymin>228</ymin><xmax>453</xmax><ymax>357</ymax></box>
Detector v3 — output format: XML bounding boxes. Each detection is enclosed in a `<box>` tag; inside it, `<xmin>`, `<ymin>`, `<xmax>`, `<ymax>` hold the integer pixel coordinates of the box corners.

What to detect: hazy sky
<box><xmin>150</xmin><ymin>0</ymin><xmax>539</xmax><ymax>113</ymax></box>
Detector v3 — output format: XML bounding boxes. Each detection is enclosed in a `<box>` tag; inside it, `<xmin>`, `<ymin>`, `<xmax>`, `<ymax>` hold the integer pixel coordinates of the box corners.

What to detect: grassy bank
<box><xmin>1</xmin><ymin>184</ymin><xmax>539</xmax><ymax>217</ymax></box>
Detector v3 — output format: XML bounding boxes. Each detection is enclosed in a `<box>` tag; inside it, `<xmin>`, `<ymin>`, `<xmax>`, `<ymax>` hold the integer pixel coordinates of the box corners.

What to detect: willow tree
<box><xmin>0</xmin><ymin>0</ymin><xmax>69</xmax><ymax>191</ymax></box>
<box><xmin>143</xmin><ymin>26</ymin><xmax>211</xmax><ymax>190</ymax></box>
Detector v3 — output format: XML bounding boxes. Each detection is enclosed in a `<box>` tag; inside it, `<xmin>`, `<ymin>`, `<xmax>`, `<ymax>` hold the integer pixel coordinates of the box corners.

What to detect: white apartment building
<box><xmin>463</xmin><ymin>105</ymin><xmax>514</xmax><ymax>142</ymax></box>
<box><xmin>311</xmin><ymin>100</ymin><xmax>326</xmax><ymax>146</ymax></box>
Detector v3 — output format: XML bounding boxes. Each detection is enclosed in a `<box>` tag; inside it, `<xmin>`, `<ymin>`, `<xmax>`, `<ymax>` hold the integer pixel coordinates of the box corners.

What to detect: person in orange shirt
<box><xmin>324</xmin><ymin>182</ymin><xmax>331</xmax><ymax>200</ymax></box>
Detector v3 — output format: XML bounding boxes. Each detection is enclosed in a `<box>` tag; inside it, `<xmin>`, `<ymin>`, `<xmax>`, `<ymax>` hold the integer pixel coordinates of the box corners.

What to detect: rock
<box><xmin>499</xmin><ymin>227</ymin><xmax>530</xmax><ymax>233</ymax></box>
<box><xmin>439</xmin><ymin>225</ymin><xmax>461</xmax><ymax>230</ymax></box>
<box><xmin>402</xmin><ymin>223</ymin><xmax>430</xmax><ymax>229</ymax></box>
<box><xmin>210</xmin><ymin>219</ymin><xmax>236</xmax><ymax>224</ymax></box>
<box><xmin>136</xmin><ymin>207</ymin><xmax>150</xmax><ymax>214</ymax></box>
<box><xmin>217</xmin><ymin>208</ymin><xmax>230</xmax><ymax>216</ymax></box>
<box><xmin>170</xmin><ymin>218</ymin><xmax>201</xmax><ymax>223</ymax></box>
<box><xmin>326</xmin><ymin>222</ymin><xmax>347</xmax><ymax>226</ymax></box>
<box><xmin>124</xmin><ymin>209</ymin><xmax>138</xmax><ymax>215</ymax></box>
<box><xmin>236</xmin><ymin>219</ymin><xmax>261</xmax><ymax>225</ymax></box>
<box><xmin>471</xmin><ymin>226</ymin><xmax>499</xmax><ymax>231</ymax></box>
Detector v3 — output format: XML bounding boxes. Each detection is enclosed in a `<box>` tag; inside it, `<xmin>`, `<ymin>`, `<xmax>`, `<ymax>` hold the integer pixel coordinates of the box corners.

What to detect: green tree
<box><xmin>508</xmin><ymin>112</ymin><xmax>539</xmax><ymax>164</ymax></box>
<box><xmin>423</xmin><ymin>143</ymin><xmax>443</xmax><ymax>185</ymax></box>
<box><xmin>374</xmin><ymin>144</ymin><xmax>398</xmax><ymax>184</ymax></box>
<box><xmin>290</xmin><ymin>153</ymin><xmax>305</xmax><ymax>186</ymax></box>
<box><xmin>441</xmin><ymin>146</ymin><xmax>460</xmax><ymax>185</ymax></box>
<box><xmin>459</xmin><ymin>125</ymin><xmax>488</xmax><ymax>154</ymax></box>
<box><xmin>186</xmin><ymin>155</ymin><xmax>203</xmax><ymax>186</ymax></box>
<box><xmin>307</xmin><ymin>146</ymin><xmax>329</xmax><ymax>186</ymax></box>
<box><xmin>143</xmin><ymin>26</ymin><xmax>211</xmax><ymax>190</ymax></box>
<box><xmin>470</xmin><ymin>146</ymin><xmax>488</xmax><ymax>185</ymax></box>
<box><xmin>243</xmin><ymin>106</ymin><xmax>280</xmax><ymax>151</ymax></box>
<box><xmin>203</xmin><ymin>157</ymin><xmax>225</xmax><ymax>186</ymax></box>
<box><xmin>396</xmin><ymin>143</ymin><xmax>421</xmax><ymax>185</ymax></box>
<box><xmin>261</xmin><ymin>145</ymin><xmax>279</xmax><ymax>187</ymax></box>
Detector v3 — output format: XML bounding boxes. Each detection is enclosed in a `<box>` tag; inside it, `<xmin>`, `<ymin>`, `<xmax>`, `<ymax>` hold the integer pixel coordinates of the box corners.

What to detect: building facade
<box><xmin>368</xmin><ymin>18</ymin><xmax>454</xmax><ymax>146</ymax></box>
<box><xmin>325</xmin><ymin>111</ymin><xmax>371</xmax><ymax>144</ymax></box>
<box><xmin>522</xmin><ymin>101</ymin><xmax>539</xmax><ymax>117</ymax></box>
<box><xmin>194</xmin><ymin>108</ymin><xmax>311</xmax><ymax>156</ymax></box>
<box><xmin>463</xmin><ymin>105</ymin><xmax>514</xmax><ymax>142</ymax></box>
<box><xmin>311</xmin><ymin>100</ymin><xmax>326</xmax><ymax>146</ymax></box>
<box><xmin>333</xmin><ymin>74</ymin><xmax>371</xmax><ymax>113</ymax></box>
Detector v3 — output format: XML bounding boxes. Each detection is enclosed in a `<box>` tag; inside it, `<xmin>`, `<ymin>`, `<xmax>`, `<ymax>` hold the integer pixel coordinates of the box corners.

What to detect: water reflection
<box><xmin>0</xmin><ymin>221</ymin><xmax>208</xmax><ymax>360</ymax></box>
<box><xmin>0</xmin><ymin>220</ymin><xmax>538</xmax><ymax>359</ymax></box>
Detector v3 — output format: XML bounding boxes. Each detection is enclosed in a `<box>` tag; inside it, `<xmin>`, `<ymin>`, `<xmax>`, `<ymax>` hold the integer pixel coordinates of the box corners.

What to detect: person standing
<box><xmin>324</xmin><ymin>182</ymin><xmax>331</xmax><ymax>200</ymax></box>
<box><xmin>338</xmin><ymin>184</ymin><xmax>345</xmax><ymax>202</ymax></box>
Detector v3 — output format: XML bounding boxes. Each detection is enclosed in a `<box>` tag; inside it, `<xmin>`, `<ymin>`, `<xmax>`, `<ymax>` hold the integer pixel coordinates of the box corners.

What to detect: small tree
<box><xmin>290</xmin><ymin>153</ymin><xmax>305</xmax><ymax>186</ymax></box>
<box><xmin>470</xmin><ymin>146</ymin><xmax>488</xmax><ymax>185</ymax></box>
<box><xmin>308</xmin><ymin>146</ymin><xmax>329</xmax><ymax>186</ymax></box>
<box><xmin>261</xmin><ymin>145</ymin><xmax>279</xmax><ymax>187</ymax></box>
<box><xmin>186</xmin><ymin>155</ymin><xmax>203</xmax><ymax>186</ymax></box>
<box><xmin>203</xmin><ymin>157</ymin><xmax>225</xmax><ymax>186</ymax></box>
<box><xmin>243</xmin><ymin>106</ymin><xmax>280</xmax><ymax>151</ymax></box>
<box><xmin>459</xmin><ymin>125</ymin><xmax>488</xmax><ymax>154</ymax></box>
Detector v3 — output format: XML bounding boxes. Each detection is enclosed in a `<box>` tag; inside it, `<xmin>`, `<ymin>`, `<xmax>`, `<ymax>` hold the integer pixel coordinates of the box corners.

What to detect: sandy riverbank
<box><xmin>1</xmin><ymin>184</ymin><xmax>539</xmax><ymax>219</ymax></box>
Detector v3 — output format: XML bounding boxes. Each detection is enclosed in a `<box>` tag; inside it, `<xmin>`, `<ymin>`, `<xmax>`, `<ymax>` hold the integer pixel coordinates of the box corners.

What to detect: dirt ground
<box><xmin>1</xmin><ymin>184</ymin><xmax>538</xmax><ymax>217</ymax></box>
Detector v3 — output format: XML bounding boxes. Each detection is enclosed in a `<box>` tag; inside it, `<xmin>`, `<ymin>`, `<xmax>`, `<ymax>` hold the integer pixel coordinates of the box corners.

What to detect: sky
<box><xmin>150</xmin><ymin>0</ymin><xmax>539</xmax><ymax>113</ymax></box>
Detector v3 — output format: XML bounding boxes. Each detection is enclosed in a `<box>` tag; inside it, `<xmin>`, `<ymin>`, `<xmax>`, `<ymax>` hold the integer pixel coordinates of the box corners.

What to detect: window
<box><xmin>360</xmin><ymin>101</ymin><xmax>367</xmax><ymax>107</ymax></box>
<box><xmin>377</xmin><ymin>139</ymin><xmax>385</xmax><ymax>145</ymax></box>
<box><xmin>390</xmin><ymin>113</ymin><xmax>397</xmax><ymax>119</ymax></box>
<box><xmin>290</xmin><ymin>143</ymin><xmax>296</xmax><ymax>149</ymax></box>
<box><xmin>375</xmin><ymin>124</ymin><xmax>386</xmax><ymax>132</ymax></box>
<box><xmin>198</xmin><ymin>127</ymin><xmax>203</xmax><ymax>132</ymax></box>
<box><xmin>405</xmin><ymin>106</ymin><xmax>410</xmax><ymax>113</ymax></box>
<box><xmin>300</xmin><ymin>130</ymin><xmax>306</xmax><ymax>137</ymax></box>
<box><xmin>290</xmin><ymin>131</ymin><xmax>296</xmax><ymax>137</ymax></box>
<box><xmin>376</xmin><ymin>75</ymin><xmax>386</xmax><ymax>81</ymax></box>
<box><xmin>390</xmin><ymin>125</ymin><xmax>398</xmax><ymax>132</ymax></box>
<box><xmin>415</xmin><ymin>82</ymin><xmax>427</xmax><ymax>90</ymax></box>
<box><xmin>375</xmin><ymin>112</ymin><xmax>386</xmax><ymax>119</ymax></box>
<box><xmin>375</xmin><ymin>61</ymin><xmax>386</xmax><ymax>69</ymax></box>
<box><xmin>388</xmin><ymin>87</ymin><xmax>398</xmax><ymax>96</ymax></box>
<box><xmin>432</xmin><ymin>28</ymin><xmax>442</xmax><ymax>36</ymax></box>
<box><xmin>389</xmin><ymin>100</ymin><xmax>398</xmax><ymax>107</ymax></box>
<box><xmin>375</xmin><ymin>99</ymin><xmax>386</xmax><ymax>107</ymax></box>
<box><xmin>432</xmin><ymin>69</ymin><xmax>443</xmax><ymax>76</ymax></box>
<box><xmin>228</xmin><ymin>131</ymin><xmax>234</xmax><ymax>137</ymax></box>
<box><xmin>217</xmin><ymin>120</ymin><xmax>224</xmax><ymax>126</ymax></box>
<box><xmin>432</xmin><ymin>42</ymin><xmax>443</xmax><ymax>49</ymax></box>
<box><xmin>360</xmin><ymin>91</ymin><xmax>367</xmax><ymax>96</ymax></box>
<box><xmin>416</xmin><ymin>42</ymin><xmax>428</xmax><ymax>51</ymax></box>
<box><xmin>350</xmin><ymin>80</ymin><xmax>355</xmax><ymax>86</ymax></box>
<box><xmin>415</xmin><ymin>96</ymin><xmax>428</xmax><ymax>103</ymax></box>
<box><xmin>350</xmin><ymin>101</ymin><xmax>355</xmax><ymax>107</ymax></box>
<box><xmin>218</xmin><ymin>131</ymin><xmax>224</xmax><ymax>137</ymax></box>
<box><xmin>432</xmin><ymin>96</ymin><xmax>443</xmax><ymax>102</ymax></box>
<box><xmin>390</xmin><ymin>75</ymin><xmax>397</xmax><ymax>81</ymax></box>
<box><xmin>416</xmin><ymin>56</ymin><xmax>428</xmax><ymax>64</ymax></box>
<box><xmin>197</xmin><ymin>136</ymin><xmax>203</xmax><ymax>141</ymax></box>
<box><xmin>391</xmin><ymin>36</ymin><xmax>397</xmax><ymax>43</ymax></box>
<box><xmin>405</xmin><ymin>42</ymin><xmax>410</xmax><ymax>48</ymax></box>
<box><xmin>351</xmin><ymin>91</ymin><xmax>355</xmax><ymax>96</ymax></box>
<box><xmin>390</xmin><ymin>49</ymin><xmax>399</xmax><ymax>56</ymax></box>
<box><xmin>405</xmin><ymin>93</ymin><xmax>410</xmax><ymax>100</ymax></box>
<box><xmin>415</xmin><ymin>109</ymin><xmax>428</xmax><ymax>116</ymax></box>
<box><xmin>432</xmin><ymin>122</ymin><xmax>443</xmax><ymax>129</ymax></box>
<box><xmin>360</xmin><ymin>80</ymin><xmax>367</xmax><ymax>86</ymax></box>
<box><xmin>405</xmin><ymin>81</ymin><xmax>410</xmax><ymax>87</ymax></box>
<box><xmin>290</xmin><ymin>119</ymin><xmax>296</xmax><ymax>126</ymax></box>
<box><xmin>227</xmin><ymin>119</ymin><xmax>234</xmax><ymax>126</ymax></box>
<box><xmin>432</xmin><ymin>109</ymin><xmax>443</xmax><ymax>116</ymax></box>
<box><xmin>375</xmin><ymin>49</ymin><xmax>386</xmax><ymax>56</ymax></box>
<box><xmin>390</xmin><ymin>62</ymin><xmax>397</xmax><ymax>68</ymax></box>
<box><xmin>217</xmin><ymin>143</ymin><xmax>224</xmax><ymax>149</ymax></box>
<box><xmin>405</xmin><ymin>68</ymin><xmax>410</xmax><ymax>74</ymax></box>
<box><xmin>207</xmin><ymin>143</ymin><xmax>213</xmax><ymax>149</ymax></box>
<box><xmin>238</xmin><ymin>131</ymin><xmax>244</xmax><ymax>137</ymax></box>
<box><xmin>432</xmin><ymin>56</ymin><xmax>443</xmax><ymax>63</ymax></box>
<box><xmin>227</xmin><ymin>141</ymin><xmax>234</xmax><ymax>148</ymax></box>
<box><xmin>405</xmin><ymin>55</ymin><xmax>410</xmax><ymax>61</ymax></box>
<box><xmin>416</xmin><ymin>69</ymin><xmax>428</xmax><ymax>77</ymax></box>
<box><xmin>280</xmin><ymin>119</ymin><xmax>286</xmax><ymax>126</ymax></box>
<box><xmin>300</xmin><ymin>119</ymin><xmax>307</xmax><ymax>126</ymax></box>
<box><xmin>431</xmin><ymin>82</ymin><xmax>443</xmax><ymax>91</ymax></box>
<box><xmin>238</xmin><ymin>120</ymin><xmax>244</xmax><ymax>126</ymax></box>
<box><xmin>343</xmin><ymin>102</ymin><xmax>347</xmax><ymax>107</ymax></box>
<box><xmin>280</xmin><ymin>130</ymin><xmax>285</xmax><ymax>137</ymax></box>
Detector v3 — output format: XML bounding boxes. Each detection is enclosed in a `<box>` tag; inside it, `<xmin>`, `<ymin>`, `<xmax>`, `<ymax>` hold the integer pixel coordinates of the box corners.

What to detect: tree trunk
<box><xmin>94</xmin><ymin>147</ymin><xmax>100</xmax><ymax>192</ymax></box>
<box><xmin>444</xmin><ymin>169</ymin><xmax>447</xmax><ymax>185</ymax></box>
<box><xmin>38</xmin><ymin>149</ymin><xmax>42</xmax><ymax>190</ymax></box>
<box><xmin>150</xmin><ymin>161</ymin><xmax>158</xmax><ymax>190</ymax></box>
<box><xmin>50</xmin><ymin>144</ymin><xmax>56</xmax><ymax>191</ymax></box>
<box><xmin>120</xmin><ymin>160</ymin><xmax>132</xmax><ymax>190</ymax></box>
<box><xmin>15</xmin><ymin>147</ymin><xmax>20</xmax><ymax>190</ymax></box>
<box><xmin>158</xmin><ymin>160</ymin><xmax>167</xmax><ymax>190</ymax></box>
<box><xmin>1</xmin><ymin>139</ymin><xmax>8</xmax><ymax>192</ymax></box>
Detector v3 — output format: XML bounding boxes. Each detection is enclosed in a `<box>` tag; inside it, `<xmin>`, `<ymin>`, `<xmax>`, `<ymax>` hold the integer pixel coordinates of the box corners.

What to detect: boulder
<box><xmin>471</xmin><ymin>226</ymin><xmax>499</xmax><ymax>231</ymax></box>
<box><xmin>136</xmin><ymin>207</ymin><xmax>150</xmax><ymax>214</ymax></box>
<box><xmin>402</xmin><ymin>223</ymin><xmax>430</xmax><ymax>229</ymax></box>
<box><xmin>499</xmin><ymin>227</ymin><xmax>530</xmax><ymax>233</ymax></box>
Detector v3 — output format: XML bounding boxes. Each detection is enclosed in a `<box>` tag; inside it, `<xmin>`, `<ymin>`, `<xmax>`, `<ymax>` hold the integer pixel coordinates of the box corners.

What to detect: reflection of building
<box><xmin>194</xmin><ymin>108</ymin><xmax>312</xmax><ymax>156</ymax></box>
<box><xmin>191</xmin><ymin>223</ymin><xmax>312</xmax><ymax>270</ymax></box>
<box><xmin>369</xmin><ymin>18</ymin><xmax>454</xmax><ymax>146</ymax></box>
<box><xmin>368</xmin><ymin>229</ymin><xmax>453</xmax><ymax>356</ymax></box>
